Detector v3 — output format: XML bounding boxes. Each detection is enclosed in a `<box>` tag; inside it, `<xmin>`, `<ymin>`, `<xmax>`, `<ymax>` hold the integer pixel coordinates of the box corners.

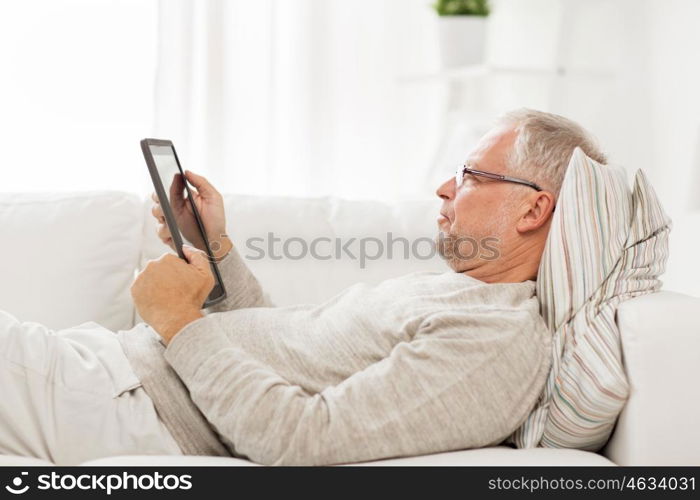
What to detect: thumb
<box><xmin>182</xmin><ymin>244</ymin><xmax>211</xmax><ymax>274</ymax></box>
<box><xmin>184</xmin><ymin>170</ymin><xmax>218</xmax><ymax>198</ymax></box>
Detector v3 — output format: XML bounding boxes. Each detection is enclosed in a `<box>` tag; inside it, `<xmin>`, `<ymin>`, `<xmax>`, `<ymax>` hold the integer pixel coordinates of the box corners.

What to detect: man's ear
<box><xmin>516</xmin><ymin>191</ymin><xmax>556</xmax><ymax>234</ymax></box>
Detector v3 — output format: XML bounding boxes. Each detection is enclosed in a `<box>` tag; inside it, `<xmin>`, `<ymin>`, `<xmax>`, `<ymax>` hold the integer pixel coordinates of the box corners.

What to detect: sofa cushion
<box><xmin>61</xmin><ymin>446</ymin><xmax>613</xmax><ymax>466</ymax></box>
<box><xmin>0</xmin><ymin>192</ymin><xmax>142</xmax><ymax>331</ymax></box>
<box><xmin>140</xmin><ymin>194</ymin><xmax>447</xmax><ymax>305</ymax></box>
<box><xmin>360</xmin><ymin>447</ymin><xmax>614</xmax><ymax>466</ymax></box>
<box><xmin>0</xmin><ymin>455</ymin><xmax>54</xmax><ymax>467</ymax></box>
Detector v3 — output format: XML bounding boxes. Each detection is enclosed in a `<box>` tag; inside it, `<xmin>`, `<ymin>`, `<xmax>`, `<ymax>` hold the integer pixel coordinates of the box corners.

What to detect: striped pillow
<box><xmin>509</xmin><ymin>147</ymin><xmax>671</xmax><ymax>450</ymax></box>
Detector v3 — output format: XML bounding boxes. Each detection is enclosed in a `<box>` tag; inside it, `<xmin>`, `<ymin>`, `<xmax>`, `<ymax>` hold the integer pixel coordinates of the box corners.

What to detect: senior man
<box><xmin>0</xmin><ymin>109</ymin><xmax>607</xmax><ymax>465</ymax></box>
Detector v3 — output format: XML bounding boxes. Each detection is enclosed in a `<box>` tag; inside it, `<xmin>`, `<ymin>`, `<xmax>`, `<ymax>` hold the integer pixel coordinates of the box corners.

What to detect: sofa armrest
<box><xmin>603</xmin><ymin>291</ymin><xmax>700</xmax><ymax>465</ymax></box>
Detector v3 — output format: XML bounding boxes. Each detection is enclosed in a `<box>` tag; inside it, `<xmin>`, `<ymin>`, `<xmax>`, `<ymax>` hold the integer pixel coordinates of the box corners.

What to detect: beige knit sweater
<box><xmin>119</xmin><ymin>247</ymin><xmax>551</xmax><ymax>465</ymax></box>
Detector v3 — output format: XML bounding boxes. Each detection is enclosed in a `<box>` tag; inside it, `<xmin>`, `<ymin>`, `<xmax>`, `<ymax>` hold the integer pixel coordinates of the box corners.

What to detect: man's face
<box><xmin>435</xmin><ymin>125</ymin><xmax>521</xmax><ymax>272</ymax></box>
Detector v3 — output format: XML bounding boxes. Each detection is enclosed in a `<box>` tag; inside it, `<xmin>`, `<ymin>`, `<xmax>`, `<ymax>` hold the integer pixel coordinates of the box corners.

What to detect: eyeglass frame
<box><xmin>455</xmin><ymin>164</ymin><xmax>544</xmax><ymax>192</ymax></box>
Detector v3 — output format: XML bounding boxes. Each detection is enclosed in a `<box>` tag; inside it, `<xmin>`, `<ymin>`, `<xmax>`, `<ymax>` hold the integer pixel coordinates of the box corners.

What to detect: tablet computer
<box><xmin>140</xmin><ymin>138</ymin><xmax>227</xmax><ymax>308</ymax></box>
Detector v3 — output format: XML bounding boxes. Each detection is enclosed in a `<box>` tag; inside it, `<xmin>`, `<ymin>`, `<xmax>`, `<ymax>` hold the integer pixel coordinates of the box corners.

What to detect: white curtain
<box><xmin>0</xmin><ymin>0</ymin><xmax>157</xmax><ymax>193</ymax></box>
<box><xmin>2</xmin><ymin>0</ymin><xmax>697</xmax><ymax>210</ymax></box>
<box><xmin>153</xmin><ymin>0</ymin><xmax>443</xmax><ymax>200</ymax></box>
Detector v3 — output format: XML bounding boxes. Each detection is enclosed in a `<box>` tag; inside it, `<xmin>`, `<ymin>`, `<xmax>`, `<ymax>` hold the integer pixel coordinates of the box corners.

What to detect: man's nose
<box><xmin>436</xmin><ymin>176</ymin><xmax>455</xmax><ymax>201</ymax></box>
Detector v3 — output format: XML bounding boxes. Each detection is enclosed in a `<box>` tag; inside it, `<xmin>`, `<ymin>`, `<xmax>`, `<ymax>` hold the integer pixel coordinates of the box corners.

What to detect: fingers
<box><xmin>182</xmin><ymin>244</ymin><xmax>209</xmax><ymax>270</ymax></box>
<box><xmin>156</xmin><ymin>252</ymin><xmax>179</xmax><ymax>263</ymax></box>
<box><xmin>184</xmin><ymin>170</ymin><xmax>219</xmax><ymax>198</ymax></box>
<box><xmin>157</xmin><ymin>222</ymin><xmax>172</xmax><ymax>244</ymax></box>
<box><xmin>182</xmin><ymin>245</ymin><xmax>215</xmax><ymax>289</ymax></box>
<box><xmin>151</xmin><ymin>192</ymin><xmax>166</xmax><ymax>224</ymax></box>
<box><xmin>151</xmin><ymin>203</ymin><xmax>164</xmax><ymax>221</ymax></box>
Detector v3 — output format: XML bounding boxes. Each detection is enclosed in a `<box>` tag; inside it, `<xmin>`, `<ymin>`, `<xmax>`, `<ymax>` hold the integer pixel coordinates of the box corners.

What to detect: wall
<box><xmin>479</xmin><ymin>0</ymin><xmax>699</xmax><ymax>296</ymax></box>
<box><xmin>646</xmin><ymin>0</ymin><xmax>700</xmax><ymax>296</ymax></box>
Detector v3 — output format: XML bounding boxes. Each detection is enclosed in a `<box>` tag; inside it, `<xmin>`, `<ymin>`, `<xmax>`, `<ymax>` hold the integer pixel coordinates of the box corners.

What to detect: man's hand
<box><xmin>131</xmin><ymin>245</ymin><xmax>214</xmax><ymax>344</ymax></box>
<box><xmin>151</xmin><ymin>170</ymin><xmax>233</xmax><ymax>261</ymax></box>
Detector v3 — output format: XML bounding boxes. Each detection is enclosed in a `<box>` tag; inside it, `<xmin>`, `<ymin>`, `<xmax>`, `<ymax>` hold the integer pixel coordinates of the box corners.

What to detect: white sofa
<box><xmin>0</xmin><ymin>191</ymin><xmax>698</xmax><ymax>466</ymax></box>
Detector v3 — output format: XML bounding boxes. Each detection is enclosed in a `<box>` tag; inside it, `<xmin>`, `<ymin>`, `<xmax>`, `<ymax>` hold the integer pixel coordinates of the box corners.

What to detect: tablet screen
<box><xmin>149</xmin><ymin>144</ymin><xmax>207</xmax><ymax>250</ymax></box>
<box><xmin>145</xmin><ymin>142</ymin><xmax>226</xmax><ymax>306</ymax></box>
<box><xmin>148</xmin><ymin>144</ymin><xmax>194</xmax><ymax>248</ymax></box>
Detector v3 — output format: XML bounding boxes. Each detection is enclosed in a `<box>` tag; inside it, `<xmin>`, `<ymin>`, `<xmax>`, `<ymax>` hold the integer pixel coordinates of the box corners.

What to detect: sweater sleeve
<box><xmin>205</xmin><ymin>245</ymin><xmax>273</xmax><ymax>314</ymax></box>
<box><xmin>164</xmin><ymin>309</ymin><xmax>551</xmax><ymax>465</ymax></box>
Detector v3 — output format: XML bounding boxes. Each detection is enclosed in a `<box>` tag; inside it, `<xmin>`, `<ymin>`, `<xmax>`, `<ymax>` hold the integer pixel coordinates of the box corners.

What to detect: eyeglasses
<box><xmin>455</xmin><ymin>164</ymin><xmax>544</xmax><ymax>192</ymax></box>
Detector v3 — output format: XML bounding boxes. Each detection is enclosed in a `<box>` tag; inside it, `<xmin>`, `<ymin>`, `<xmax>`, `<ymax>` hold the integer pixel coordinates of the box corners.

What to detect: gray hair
<box><xmin>496</xmin><ymin>108</ymin><xmax>607</xmax><ymax>195</ymax></box>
